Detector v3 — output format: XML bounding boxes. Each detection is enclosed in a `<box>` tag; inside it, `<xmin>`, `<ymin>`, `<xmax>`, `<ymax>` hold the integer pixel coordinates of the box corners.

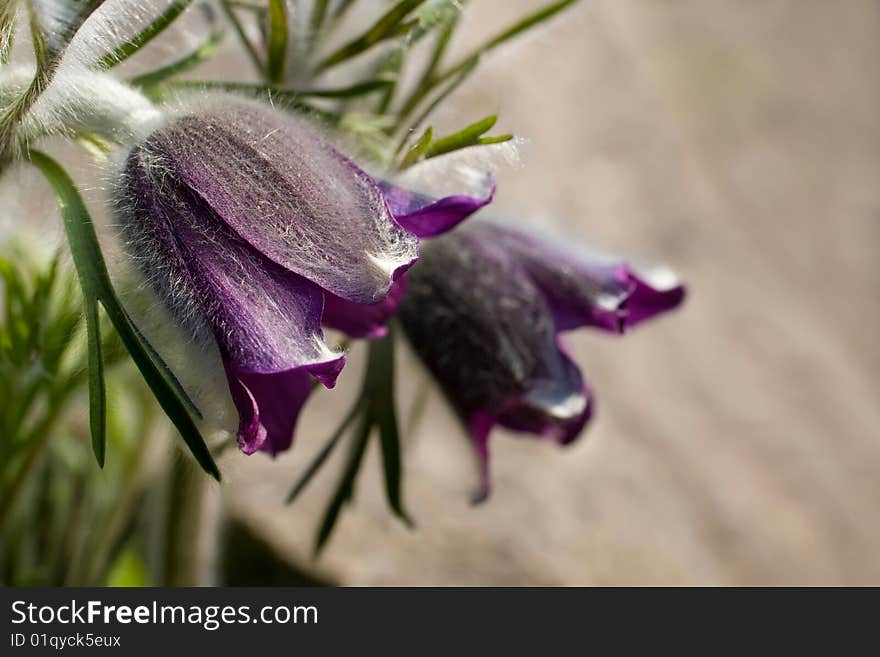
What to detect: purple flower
<box><xmin>115</xmin><ymin>96</ymin><xmax>490</xmax><ymax>456</ymax></box>
<box><xmin>398</xmin><ymin>221</ymin><xmax>685</xmax><ymax>502</ymax></box>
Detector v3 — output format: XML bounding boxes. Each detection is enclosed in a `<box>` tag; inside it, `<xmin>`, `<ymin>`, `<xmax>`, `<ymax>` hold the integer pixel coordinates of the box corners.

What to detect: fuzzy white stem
<box><xmin>1</xmin><ymin>63</ymin><xmax>163</xmax><ymax>151</ymax></box>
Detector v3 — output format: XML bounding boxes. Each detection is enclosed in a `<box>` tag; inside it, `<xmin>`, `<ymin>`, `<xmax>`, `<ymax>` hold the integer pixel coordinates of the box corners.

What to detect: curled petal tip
<box><xmin>380</xmin><ymin>178</ymin><xmax>495</xmax><ymax>238</ymax></box>
<box><xmin>307</xmin><ymin>353</ymin><xmax>347</xmax><ymax>389</ymax></box>
<box><xmin>468</xmin><ymin>413</ymin><xmax>494</xmax><ymax>505</ymax></box>
<box><xmin>622</xmin><ymin>272</ymin><xmax>687</xmax><ymax>329</ymax></box>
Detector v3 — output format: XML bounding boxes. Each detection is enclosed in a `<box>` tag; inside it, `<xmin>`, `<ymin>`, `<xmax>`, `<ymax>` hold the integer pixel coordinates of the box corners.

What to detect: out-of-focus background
<box><xmin>218</xmin><ymin>0</ymin><xmax>880</xmax><ymax>585</ymax></box>
<box><xmin>3</xmin><ymin>0</ymin><xmax>877</xmax><ymax>587</ymax></box>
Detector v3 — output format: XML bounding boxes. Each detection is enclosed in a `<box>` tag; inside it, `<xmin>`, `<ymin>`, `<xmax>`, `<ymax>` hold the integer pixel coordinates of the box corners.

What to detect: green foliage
<box><xmin>315</xmin><ymin>0</ymin><xmax>428</xmax><ymax>73</ymax></box>
<box><xmin>425</xmin><ymin>115</ymin><xmax>499</xmax><ymax>157</ymax></box>
<box><xmin>29</xmin><ymin>151</ymin><xmax>218</xmax><ymax>480</ymax></box>
<box><xmin>0</xmin><ymin>247</ymin><xmax>156</xmax><ymax>585</ymax></box>
<box><xmin>265</xmin><ymin>0</ymin><xmax>288</xmax><ymax>83</ymax></box>
<box><xmin>285</xmin><ymin>330</ymin><xmax>412</xmax><ymax>556</ymax></box>
<box><xmin>129</xmin><ymin>28</ymin><xmax>226</xmax><ymax>90</ymax></box>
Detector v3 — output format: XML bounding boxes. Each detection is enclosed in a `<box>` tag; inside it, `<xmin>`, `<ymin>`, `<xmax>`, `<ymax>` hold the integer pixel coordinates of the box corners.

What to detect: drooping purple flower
<box><xmin>114</xmin><ymin>95</ymin><xmax>490</xmax><ymax>456</ymax></box>
<box><xmin>398</xmin><ymin>221</ymin><xmax>685</xmax><ymax>502</ymax></box>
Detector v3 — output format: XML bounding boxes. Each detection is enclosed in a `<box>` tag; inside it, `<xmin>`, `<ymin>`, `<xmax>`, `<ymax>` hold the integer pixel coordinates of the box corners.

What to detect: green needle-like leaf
<box><xmin>400</xmin><ymin>3</ymin><xmax>459</xmax><ymax>112</ymax></box>
<box><xmin>220</xmin><ymin>0</ymin><xmax>265</xmax><ymax>74</ymax></box>
<box><xmin>286</xmin><ymin>399</ymin><xmax>363</xmax><ymax>504</ymax></box>
<box><xmin>310</xmin><ymin>0</ymin><xmax>330</xmax><ymax>34</ymax></box>
<box><xmin>396</xmin><ymin>0</ymin><xmax>577</xmax><ymax>131</ymax></box>
<box><xmin>29</xmin><ymin>151</ymin><xmax>219</xmax><ymax>481</ymax></box>
<box><xmin>266</xmin><ymin>0</ymin><xmax>288</xmax><ymax>83</ymax></box>
<box><xmin>309</xmin><ymin>333</ymin><xmax>413</xmax><ymax>553</ymax></box>
<box><xmin>435</xmin><ymin>0</ymin><xmax>578</xmax><ymax>87</ymax></box>
<box><xmin>425</xmin><ymin>114</ymin><xmax>497</xmax><ymax>158</ymax></box>
<box><xmin>165</xmin><ymin>78</ymin><xmax>390</xmax><ymax>100</ymax></box>
<box><xmin>314</xmin><ymin>411</ymin><xmax>372</xmax><ymax>555</ymax></box>
<box><xmin>395</xmin><ymin>56</ymin><xmax>477</xmax><ymax>152</ymax></box>
<box><xmin>98</xmin><ymin>0</ymin><xmax>194</xmax><ymax>69</ymax></box>
<box><xmin>478</xmin><ymin>134</ymin><xmax>514</xmax><ymax>146</ymax></box>
<box><xmin>315</xmin><ymin>0</ymin><xmax>428</xmax><ymax>73</ymax></box>
<box><xmin>129</xmin><ymin>29</ymin><xmax>225</xmax><ymax>89</ymax></box>
<box><xmin>375</xmin><ymin>47</ymin><xmax>404</xmax><ymax>114</ymax></box>
<box><xmin>84</xmin><ymin>297</ymin><xmax>106</xmax><ymax>467</ymax></box>
<box><xmin>368</xmin><ymin>333</ymin><xmax>412</xmax><ymax>526</ymax></box>
<box><xmin>399</xmin><ymin>125</ymin><xmax>433</xmax><ymax>167</ymax></box>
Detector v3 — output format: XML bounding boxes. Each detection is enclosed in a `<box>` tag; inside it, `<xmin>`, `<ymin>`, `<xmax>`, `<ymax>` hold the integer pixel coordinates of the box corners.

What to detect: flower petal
<box><xmin>470</xmin><ymin>222</ymin><xmax>686</xmax><ymax>333</ymax></box>
<box><xmin>322</xmin><ymin>277</ymin><xmax>408</xmax><ymax>340</ymax></box>
<box><xmin>119</xmin><ymin>150</ymin><xmax>344</xmax><ymax>455</ymax></box>
<box><xmin>623</xmin><ymin>265</ymin><xmax>688</xmax><ymax>327</ymax></box>
<box><xmin>148</xmin><ymin>97</ymin><xmax>419</xmax><ymax>304</ymax></box>
<box><xmin>378</xmin><ymin>179</ymin><xmax>495</xmax><ymax>238</ymax></box>
<box><xmin>227</xmin><ymin>361</ymin><xmax>344</xmax><ymax>456</ymax></box>
<box><xmin>399</xmin><ymin>230</ymin><xmax>592</xmax><ymax>501</ymax></box>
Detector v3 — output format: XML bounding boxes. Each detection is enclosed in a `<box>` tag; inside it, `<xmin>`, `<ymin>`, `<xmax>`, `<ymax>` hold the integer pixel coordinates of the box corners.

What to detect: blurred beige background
<box><xmin>219</xmin><ymin>0</ymin><xmax>880</xmax><ymax>585</ymax></box>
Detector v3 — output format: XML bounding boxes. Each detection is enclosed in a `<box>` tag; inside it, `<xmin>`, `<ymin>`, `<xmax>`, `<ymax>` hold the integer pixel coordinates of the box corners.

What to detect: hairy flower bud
<box><xmin>114</xmin><ymin>95</ymin><xmax>490</xmax><ymax>455</ymax></box>
<box><xmin>399</xmin><ymin>221</ymin><xmax>685</xmax><ymax>502</ymax></box>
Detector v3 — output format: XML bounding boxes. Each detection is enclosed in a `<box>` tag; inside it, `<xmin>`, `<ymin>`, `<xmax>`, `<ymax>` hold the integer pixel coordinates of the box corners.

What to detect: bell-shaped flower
<box><xmin>398</xmin><ymin>221</ymin><xmax>685</xmax><ymax>502</ymax></box>
<box><xmin>114</xmin><ymin>96</ymin><xmax>490</xmax><ymax>456</ymax></box>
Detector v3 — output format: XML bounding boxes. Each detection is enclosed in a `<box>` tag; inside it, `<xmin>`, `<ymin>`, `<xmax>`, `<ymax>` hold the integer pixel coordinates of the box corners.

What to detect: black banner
<box><xmin>0</xmin><ymin>587</ymin><xmax>873</xmax><ymax>654</ymax></box>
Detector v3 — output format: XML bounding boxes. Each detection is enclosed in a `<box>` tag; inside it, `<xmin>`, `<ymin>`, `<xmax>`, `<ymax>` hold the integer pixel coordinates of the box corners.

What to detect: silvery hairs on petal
<box><xmin>387</xmin><ymin>136</ymin><xmax>522</xmax><ymax>202</ymax></box>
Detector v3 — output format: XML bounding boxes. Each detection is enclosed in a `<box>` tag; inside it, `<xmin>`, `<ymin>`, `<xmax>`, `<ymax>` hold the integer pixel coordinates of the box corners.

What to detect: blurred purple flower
<box><xmin>115</xmin><ymin>97</ymin><xmax>490</xmax><ymax>456</ymax></box>
<box><xmin>398</xmin><ymin>221</ymin><xmax>685</xmax><ymax>502</ymax></box>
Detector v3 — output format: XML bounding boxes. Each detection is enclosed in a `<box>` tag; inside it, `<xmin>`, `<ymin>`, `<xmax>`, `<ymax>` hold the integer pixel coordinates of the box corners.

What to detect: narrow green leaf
<box><xmin>98</xmin><ymin>0</ymin><xmax>194</xmax><ymax>69</ymax></box>
<box><xmin>28</xmin><ymin>151</ymin><xmax>219</xmax><ymax>481</ymax></box>
<box><xmin>310</xmin><ymin>0</ymin><xmax>330</xmax><ymax>34</ymax></box>
<box><xmin>395</xmin><ymin>0</ymin><xmax>576</xmax><ymax>133</ymax></box>
<box><xmin>375</xmin><ymin>47</ymin><xmax>404</xmax><ymax>114</ymax></box>
<box><xmin>332</xmin><ymin>0</ymin><xmax>357</xmax><ymax>21</ymax></box>
<box><xmin>478</xmin><ymin>134</ymin><xmax>513</xmax><ymax>146</ymax></box>
<box><xmin>28</xmin><ymin>151</ymin><xmax>199</xmax><ymax>417</ymax></box>
<box><xmin>394</xmin><ymin>56</ymin><xmax>477</xmax><ymax>153</ymax></box>
<box><xmin>165</xmin><ymin>78</ymin><xmax>389</xmax><ymax>100</ymax></box>
<box><xmin>225</xmin><ymin>0</ymin><xmax>264</xmax><ymax>10</ymax></box>
<box><xmin>98</xmin><ymin>286</ymin><xmax>220</xmax><ymax>480</ymax></box>
<box><xmin>286</xmin><ymin>399</ymin><xmax>363</xmax><ymax>504</ymax></box>
<box><xmin>315</xmin><ymin>0</ymin><xmax>428</xmax><ymax>73</ymax></box>
<box><xmin>434</xmin><ymin>0</ymin><xmax>578</xmax><ymax>87</ymax></box>
<box><xmin>220</xmin><ymin>0</ymin><xmax>265</xmax><ymax>74</ymax></box>
<box><xmin>425</xmin><ymin>114</ymin><xmax>497</xmax><ymax>158</ymax></box>
<box><xmin>110</xmin><ymin>299</ymin><xmax>201</xmax><ymax>418</ymax></box>
<box><xmin>313</xmin><ymin>412</ymin><xmax>372</xmax><ymax>555</ymax></box>
<box><xmin>368</xmin><ymin>334</ymin><xmax>412</xmax><ymax>526</ymax></box>
<box><xmin>399</xmin><ymin>125</ymin><xmax>433</xmax><ymax>167</ymax></box>
<box><xmin>396</xmin><ymin>3</ymin><xmax>460</xmax><ymax>118</ymax></box>
<box><xmin>265</xmin><ymin>0</ymin><xmax>288</xmax><ymax>83</ymax></box>
<box><xmin>84</xmin><ymin>297</ymin><xmax>106</xmax><ymax>467</ymax></box>
<box><xmin>298</xmin><ymin>79</ymin><xmax>393</xmax><ymax>99</ymax></box>
<box><xmin>376</xmin><ymin>409</ymin><xmax>411</xmax><ymax>525</ymax></box>
<box><xmin>129</xmin><ymin>29</ymin><xmax>225</xmax><ymax>89</ymax></box>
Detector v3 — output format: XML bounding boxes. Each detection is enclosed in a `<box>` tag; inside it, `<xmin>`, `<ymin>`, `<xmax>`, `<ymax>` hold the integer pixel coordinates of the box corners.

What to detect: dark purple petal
<box><xmin>118</xmin><ymin>149</ymin><xmax>344</xmax><ymax>456</ymax></box>
<box><xmin>468</xmin><ymin>222</ymin><xmax>685</xmax><ymax>333</ymax></box>
<box><xmin>467</xmin><ymin>369</ymin><xmax>593</xmax><ymax>505</ymax></box>
<box><xmin>399</xmin><ymin>230</ymin><xmax>593</xmax><ymax>502</ymax></box>
<box><xmin>149</xmin><ymin>97</ymin><xmax>419</xmax><ymax>304</ymax></box>
<box><xmin>378</xmin><ymin>179</ymin><xmax>494</xmax><ymax>237</ymax></box>
<box><xmin>227</xmin><ymin>359</ymin><xmax>344</xmax><ymax>456</ymax></box>
<box><xmin>622</xmin><ymin>267</ymin><xmax>687</xmax><ymax>327</ymax></box>
<box><xmin>322</xmin><ymin>277</ymin><xmax>408</xmax><ymax>339</ymax></box>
